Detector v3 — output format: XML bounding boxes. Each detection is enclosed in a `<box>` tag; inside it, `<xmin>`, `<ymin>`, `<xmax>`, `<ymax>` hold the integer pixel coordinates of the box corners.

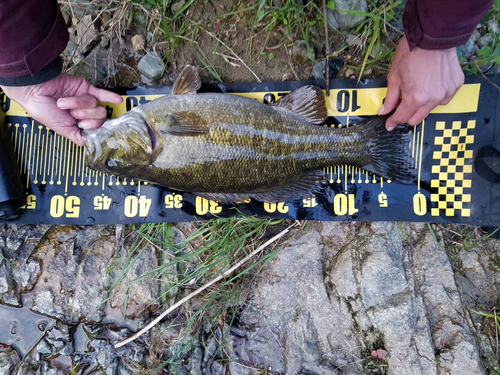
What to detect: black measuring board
<box><xmin>0</xmin><ymin>75</ymin><xmax>499</xmax><ymax>225</ymax></box>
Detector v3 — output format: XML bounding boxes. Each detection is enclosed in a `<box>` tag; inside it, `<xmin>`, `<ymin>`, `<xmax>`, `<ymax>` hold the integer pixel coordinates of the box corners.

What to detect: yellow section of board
<box><xmin>4</xmin><ymin>84</ymin><xmax>481</xmax><ymax>118</ymax></box>
<box><xmin>430</xmin><ymin>120</ymin><xmax>476</xmax><ymax>217</ymax></box>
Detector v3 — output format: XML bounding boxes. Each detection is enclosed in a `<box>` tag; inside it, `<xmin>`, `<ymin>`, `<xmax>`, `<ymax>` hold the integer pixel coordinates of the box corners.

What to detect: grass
<box><xmin>460</xmin><ymin>0</ymin><xmax>500</xmax><ymax>74</ymax></box>
<box><xmin>107</xmin><ymin>217</ymin><xmax>293</xmax><ymax>372</ymax></box>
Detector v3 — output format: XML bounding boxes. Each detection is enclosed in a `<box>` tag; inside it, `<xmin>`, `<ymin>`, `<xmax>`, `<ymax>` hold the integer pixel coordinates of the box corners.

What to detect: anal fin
<box><xmin>199</xmin><ymin>170</ymin><xmax>324</xmax><ymax>205</ymax></box>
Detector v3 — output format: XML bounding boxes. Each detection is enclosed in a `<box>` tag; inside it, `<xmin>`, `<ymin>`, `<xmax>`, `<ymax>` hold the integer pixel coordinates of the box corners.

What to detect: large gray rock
<box><xmin>25</xmin><ymin>225</ymin><xmax>116</xmax><ymax>323</ymax></box>
<box><xmin>227</xmin><ymin>222</ymin><xmax>486</xmax><ymax>375</ymax></box>
<box><xmin>327</xmin><ymin>0</ymin><xmax>368</xmax><ymax>30</ymax></box>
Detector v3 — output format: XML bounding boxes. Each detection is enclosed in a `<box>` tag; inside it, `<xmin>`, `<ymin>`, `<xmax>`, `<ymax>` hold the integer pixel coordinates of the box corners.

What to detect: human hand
<box><xmin>1</xmin><ymin>74</ymin><xmax>123</xmax><ymax>146</ymax></box>
<box><xmin>378</xmin><ymin>35</ymin><xmax>465</xmax><ymax>130</ymax></box>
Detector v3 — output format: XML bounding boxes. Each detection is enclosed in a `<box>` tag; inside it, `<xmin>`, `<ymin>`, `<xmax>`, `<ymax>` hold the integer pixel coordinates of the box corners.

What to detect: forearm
<box><xmin>0</xmin><ymin>0</ymin><xmax>69</xmax><ymax>86</ymax></box>
<box><xmin>404</xmin><ymin>0</ymin><xmax>494</xmax><ymax>50</ymax></box>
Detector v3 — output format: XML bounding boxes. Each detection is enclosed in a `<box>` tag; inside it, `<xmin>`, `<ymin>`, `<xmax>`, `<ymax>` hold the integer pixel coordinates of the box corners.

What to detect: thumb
<box><xmin>378</xmin><ymin>77</ymin><xmax>401</xmax><ymax>115</ymax></box>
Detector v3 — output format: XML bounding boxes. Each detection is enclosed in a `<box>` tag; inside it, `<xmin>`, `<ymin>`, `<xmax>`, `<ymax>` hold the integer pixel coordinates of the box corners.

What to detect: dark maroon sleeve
<box><xmin>404</xmin><ymin>0</ymin><xmax>494</xmax><ymax>50</ymax></box>
<box><xmin>0</xmin><ymin>0</ymin><xmax>69</xmax><ymax>80</ymax></box>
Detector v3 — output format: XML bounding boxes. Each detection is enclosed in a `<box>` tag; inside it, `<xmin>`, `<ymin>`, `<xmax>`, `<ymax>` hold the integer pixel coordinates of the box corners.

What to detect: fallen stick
<box><xmin>114</xmin><ymin>221</ymin><xmax>298</xmax><ymax>348</ymax></box>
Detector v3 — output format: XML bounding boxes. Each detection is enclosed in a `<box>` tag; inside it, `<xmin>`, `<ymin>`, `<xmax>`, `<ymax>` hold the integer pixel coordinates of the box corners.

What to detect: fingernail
<box><xmin>386</xmin><ymin>126</ymin><xmax>395</xmax><ymax>131</ymax></box>
<box><xmin>377</xmin><ymin>105</ymin><xmax>385</xmax><ymax>115</ymax></box>
<box><xmin>57</xmin><ymin>99</ymin><xmax>69</xmax><ymax>109</ymax></box>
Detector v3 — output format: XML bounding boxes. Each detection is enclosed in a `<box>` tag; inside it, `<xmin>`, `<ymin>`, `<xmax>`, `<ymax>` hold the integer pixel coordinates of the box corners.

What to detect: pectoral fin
<box><xmin>172</xmin><ymin>65</ymin><xmax>202</xmax><ymax>95</ymax></box>
<box><xmin>160</xmin><ymin>112</ymin><xmax>208</xmax><ymax>136</ymax></box>
<box><xmin>271</xmin><ymin>85</ymin><xmax>328</xmax><ymax>124</ymax></box>
<box><xmin>199</xmin><ymin>170</ymin><xmax>324</xmax><ymax>204</ymax></box>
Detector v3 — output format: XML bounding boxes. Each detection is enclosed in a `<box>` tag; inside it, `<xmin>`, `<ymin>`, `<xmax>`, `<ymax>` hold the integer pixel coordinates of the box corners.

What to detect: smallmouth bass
<box><xmin>84</xmin><ymin>66</ymin><xmax>413</xmax><ymax>203</ymax></box>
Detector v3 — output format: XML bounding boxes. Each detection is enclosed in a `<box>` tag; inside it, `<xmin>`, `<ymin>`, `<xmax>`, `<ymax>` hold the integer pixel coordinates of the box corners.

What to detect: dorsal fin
<box><xmin>271</xmin><ymin>85</ymin><xmax>328</xmax><ymax>124</ymax></box>
<box><xmin>172</xmin><ymin>65</ymin><xmax>201</xmax><ymax>95</ymax></box>
<box><xmin>159</xmin><ymin>112</ymin><xmax>208</xmax><ymax>136</ymax></box>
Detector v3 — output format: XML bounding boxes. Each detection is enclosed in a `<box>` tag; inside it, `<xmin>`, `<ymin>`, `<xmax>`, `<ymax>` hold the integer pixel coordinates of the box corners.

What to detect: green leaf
<box><xmin>327</xmin><ymin>0</ymin><xmax>335</xmax><ymax>10</ymax></box>
<box><xmin>257</xmin><ymin>9</ymin><xmax>266</xmax><ymax>21</ymax></box>
<box><xmin>268</xmin><ymin>52</ymin><xmax>274</xmax><ymax>60</ymax></box>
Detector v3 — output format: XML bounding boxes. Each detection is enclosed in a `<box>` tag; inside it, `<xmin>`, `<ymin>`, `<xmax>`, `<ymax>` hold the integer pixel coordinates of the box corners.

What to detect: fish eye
<box><xmin>106</xmin><ymin>159</ymin><xmax>117</xmax><ymax>168</ymax></box>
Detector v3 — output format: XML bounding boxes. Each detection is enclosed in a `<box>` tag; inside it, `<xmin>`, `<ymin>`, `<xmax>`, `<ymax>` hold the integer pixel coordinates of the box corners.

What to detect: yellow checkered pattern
<box><xmin>430</xmin><ymin>120</ymin><xmax>475</xmax><ymax>217</ymax></box>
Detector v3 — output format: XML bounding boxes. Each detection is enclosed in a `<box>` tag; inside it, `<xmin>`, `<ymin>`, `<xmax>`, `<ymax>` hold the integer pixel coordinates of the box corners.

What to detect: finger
<box><xmin>385</xmin><ymin>99</ymin><xmax>417</xmax><ymax>131</ymax></box>
<box><xmin>78</xmin><ymin>119</ymin><xmax>104</xmax><ymax>130</ymax></box>
<box><xmin>69</xmin><ymin>106</ymin><xmax>108</xmax><ymax>120</ymax></box>
<box><xmin>54</xmin><ymin>126</ymin><xmax>84</xmax><ymax>147</ymax></box>
<box><xmin>406</xmin><ymin>103</ymin><xmax>436</xmax><ymax>126</ymax></box>
<box><xmin>57</xmin><ymin>95</ymin><xmax>98</xmax><ymax>110</ymax></box>
<box><xmin>88</xmin><ymin>85</ymin><xmax>123</xmax><ymax>104</ymax></box>
<box><xmin>378</xmin><ymin>75</ymin><xmax>401</xmax><ymax>115</ymax></box>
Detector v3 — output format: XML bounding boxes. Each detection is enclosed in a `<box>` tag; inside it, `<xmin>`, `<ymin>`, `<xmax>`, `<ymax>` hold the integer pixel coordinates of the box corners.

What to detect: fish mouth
<box><xmin>83</xmin><ymin>110</ymin><xmax>157</xmax><ymax>166</ymax></box>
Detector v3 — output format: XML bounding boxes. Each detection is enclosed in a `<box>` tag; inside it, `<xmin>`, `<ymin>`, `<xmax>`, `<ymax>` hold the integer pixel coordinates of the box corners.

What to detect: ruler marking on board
<box><xmin>47</xmin><ymin>130</ymin><xmax>53</xmax><ymax>185</ymax></box>
<box><xmin>49</xmin><ymin>134</ymin><xmax>55</xmax><ymax>185</ymax></box>
<box><xmin>26</xmin><ymin>122</ymin><xmax>34</xmax><ymax>189</ymax></box>
<box><xmin>42</xmin><ymin>127</ymin><xmax>49</xmax><ymax>184</ymax></box>
<box><xmin>417</xmin><ymin>120</ymin><xmax>425</xmax><ymax>191</ymax></box>
<box><xmin>56</xmin><ymin>135</ymin><xmax>62</xmax><ymax>185</ymax></box>
<box><xmin>33</xmin><ymin>131</ymin><xmax>40</xmax><ymax>184</ymax></box>
<box><xmin>72</xmin><ymin>145</ymin><xmax>79</xmax><ymax>186</ymax></box>
<box><xmin>80</xmin><ymin>147</ymin><xmax>85</xmax><ymax>186</ymax></box>
<box><xmin>64</xmin><ymin>140</ymin><xmax>72</xmax><ymax>194</ymax></box>
<box><xmin>19</xmin><ymin>124</ymin><xmax>26</xmax><ymax>173</ymax></box>
<box><xmin>13</xmin><ymin>123</ymin><xmax>19</xmax><ymax>154</ymax></box>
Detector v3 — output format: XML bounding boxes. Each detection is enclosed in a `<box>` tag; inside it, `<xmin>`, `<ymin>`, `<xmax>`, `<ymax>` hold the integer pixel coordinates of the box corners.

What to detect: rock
<box><xmin>477</xmin><ymin>33</ymin><xmax>494</xmax><ymax>48</ymax></box>
<box><xmin>290</xmin><ymin>40</ymin><xmax>313</xmax><ymax>65</ymax></box>
<box><xmin>345</xmin><ymin>32</ymin><xmax>363</xmax><ymax>50</ymax></box>
<box><xmin>100</xmin><ymin>12</ymin><xmax>112</xmax><ymax>27</ymax></box>
<box><xmin>25</xmin><ymin>226</ymin><xmax>116</xmax><ymax>324</ymax></box>
<box><xmin>87</xmin><ymin>324</ymin><xmax>147</xmax><ymax>374</ymax></box>
<box><xmin>131</xmin><ymin>34</ymin><xmax>146</xmax><ymax>55</ymax></box>
<box><xmin>0</xmin><ymin>225</ymin><xmax>49</xmax><ymax>306</ymax></box>
<box><xmin>146</xmin><ymin>31</ymin><xmax>154</xmax><ymax>44</ymax></box>
<box><xmin>228</xmin><ymin>222</ymin><xmax>487</xmax><ymax>375</ymax></box>
<box><xmin>100</xmin><ymin>36</ymin><xmax>110</xmax><ymax>49</ymax></box>
<box><xmin>171</xmin><ymin>0</ymin><xmax>187</xmax><ymax>15</ymax></box>
<box><xmin>487</xmin><ymin>19</ymin><xmax>500</xmax><ymax>34</ymax></box>
<box><xmin>61</xmin><ymin>9</ymin><xmax>72</xmax><ymax>27</ymax></box>
<box><xmin>76</xmin><ymin>15</ymin><xmax>101</xmax><ymax>55</ymax></box>
<box><xmin>345</xmin><ymin>67</ymin><xmax>355</xmax><ymax>77</ymax></box>
<box><xmin>138</xmin><ymin>52</ymin><xmax>165</xmax><ymax>80</ymax></box>
<box><xmin>469</xmin><ymin>29</ymin><xmax>482</xmax><ymax>43</ymax></box>
<box><xmin>0</xmin><ymin>344</ymin><xmax>21</xmax><ymax>375</ymax></box>
<box><xmin>312</xmin><ymin>57</ymin><xmax>344</xmax><ymax>80</ymax></box>
<box><xmin>327</xmin><ymin>0</ymin><xmax>368</xmax><ymax>30</ymax></box>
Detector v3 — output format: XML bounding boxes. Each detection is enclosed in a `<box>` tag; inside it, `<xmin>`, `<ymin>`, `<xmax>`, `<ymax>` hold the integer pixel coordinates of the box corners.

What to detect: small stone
<box><xmin>101</xmin><ymin>12</ymin><xmax>112</xmax><ymax>27</ymax></box>
<box><xmin>290</xmin><ymin>40</ymin><xmax>312</xmax><ymax>65</ymax></box>
<box><xmin>131</xmin><ymin>34</ymin><xmax>146</xmax><ymax>55</ymax></box>
<box><xmin>76</xmin><ymin>15</ymin><xmax>101</xmax><ymax>55</ymax></box>
<box><xmin>146</xmin><ymin>31</ymin><xmax>154</xmax><ymax>44</ymax></box>
<box><xmin>100</xmin><ymin>36</ymin><xmax>110</xmax><ymax>49</ymax></box>
<box><xmin>469</xmin><ymin>29</ymin><xmax>481</xmax><ymax>43</ymax></box>
<box><xmin>327</xmin><ymin>0</ymin><xmax>368</xmax><ymax>30</ymax></box>
<box><xmin>171</xmin><ymin>0</ymin><xmax>186</xmax><ymax>15</ymax></box>
<box><xmin>62</xmin><ymin>10</ymin><xmax>72</xmax><ymax>27</ymax></box>
<box><xmin>138</xmin><ymin>52</ymin><xmax>165</xmax><ymax>80</ymax></box>
<box><xmin>345</xmin><ymin>68</ymin><xmax>354</xmax><ymax>77</ymax></box>
<box><xmin>312</xmin><ymin>57</ymin><xmax>344</xmax><ymax>80</ymax></box>
<box><xmin>487</xmin><ymin>19</ymin><xmax>500</xmax><ymax>34</ymax></box>
<box><xmin>477</xmin><ymin>33</ymin><xmax>494</xmax><ymax>48</ymax></box>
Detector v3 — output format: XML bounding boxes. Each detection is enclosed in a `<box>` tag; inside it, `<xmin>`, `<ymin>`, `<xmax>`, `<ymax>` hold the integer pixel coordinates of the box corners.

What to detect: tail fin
<box><xmin>357</xmin><ymin>116</ymin><xmax>415</xmax><ymax>184</ymax></box>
